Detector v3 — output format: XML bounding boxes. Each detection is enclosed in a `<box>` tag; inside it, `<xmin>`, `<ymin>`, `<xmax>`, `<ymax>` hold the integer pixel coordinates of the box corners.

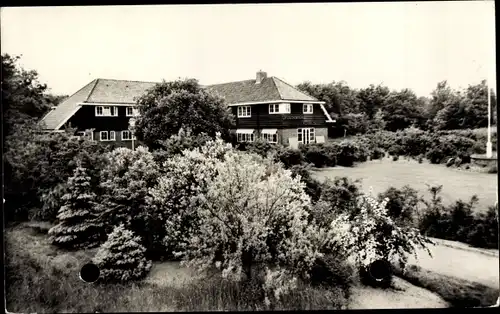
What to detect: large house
<box><xmin>40</xmin><ymin>71</ymin><xmax>335</xmax><ymax>148</ymax></box>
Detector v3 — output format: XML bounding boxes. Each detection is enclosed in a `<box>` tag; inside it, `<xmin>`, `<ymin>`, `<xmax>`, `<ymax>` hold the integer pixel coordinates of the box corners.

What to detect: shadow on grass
<box><xmin>394</xmin><ymin>264</ymin><xmax>499</xmax><ymax>308</ymax></box>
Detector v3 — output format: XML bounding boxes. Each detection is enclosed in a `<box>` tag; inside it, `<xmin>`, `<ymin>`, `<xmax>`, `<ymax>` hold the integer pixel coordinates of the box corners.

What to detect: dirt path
<box><xmin>409</xmin><ymin>242</ymin><xmax>499</xmax><ymax>289</ymax></box>
<box><xmin>348</xmin><ymin>277</ymin><xmax>449</xmax><ymax>309</ymax></box>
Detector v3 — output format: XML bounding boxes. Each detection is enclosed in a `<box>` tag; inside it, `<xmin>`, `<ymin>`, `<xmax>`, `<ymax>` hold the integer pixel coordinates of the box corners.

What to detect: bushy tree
<box><xmin>48</xmin><ymin>165</ymin><xmax>105</xmax><ymax>249</ymax></box>
<box><xmin>357</xmin><ymin>84</ymin><xmax>390</xmax><ymax>119</ymax></box>
<box><xmin>134</xmin><ymin>79</ymin><xmax>235</xmax><ymax>149</ymax></box>
<box><xmin>178</xmin><ymin>150</ymin><xmax>324</xmax><ymax>304</ymax></box>
<box><xmin>98</xmin><ymin>146</ymin><xmax>161</xmax><ymax>256</ymax></box>
<box><xmin>148</xmin><ymin>135</ymin><xmax>233</xmax><ymax>257</ymax></box>
<box><xmin>93</xmin><ymin>224</ymin><xmax>152</xmax><ymax>282</ymax></box>
<box><xmin>378</xmin><ymin>186</ymin><xmax>422</xmax><ymax>228</ymax></box>
<box><xmin>4</xmin><ymin>124</ymin><xmax>110</xmax><ymax>222</ymax></box>
<box><xmin>343</xmin><ymin>113</ymin><xmax>369</xmax><ymax>135</ymax></box>
<box><xmin>381</xmin><ymin>89</ymin><xmax>425</xmax><ymax>131</ymax></box>
<box><xmin>329</xmin><ymin>191</ymin><xmax>434</xmax><ymax>275</ymax></box>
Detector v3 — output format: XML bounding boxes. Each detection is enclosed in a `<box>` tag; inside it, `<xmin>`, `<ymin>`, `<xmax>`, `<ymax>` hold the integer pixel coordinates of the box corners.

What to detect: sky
<box><xmin>1</xmin><ymin>2</ymin><xmax>496</xmax><ymax>98</ymax></box>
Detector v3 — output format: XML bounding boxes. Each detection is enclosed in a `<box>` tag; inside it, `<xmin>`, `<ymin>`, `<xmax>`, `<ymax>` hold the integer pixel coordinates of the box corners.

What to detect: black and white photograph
<box><xmin>2</xmin><ymin>1</ymin><xmax>498</xmax><ymax>311</ymax></box>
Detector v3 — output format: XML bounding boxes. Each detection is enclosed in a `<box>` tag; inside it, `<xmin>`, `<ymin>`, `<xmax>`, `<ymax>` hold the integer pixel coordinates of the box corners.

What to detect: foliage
<box><xmin>381</xmin><ymin>89</ymin><xmax>426</xmax><ymax>131</ymax></box>
<box><xmin>4</xmin><ymin>124</ymin><xmax>110</xmax><ymax>222</ymax></box>
<box><xmin>1</xmin><ymin>54</ymin><xmax>54</xmax><ymax>142</ymax></box>
<box><xmin>98</xmin><ymin>146</ymin><xmax>161</xmax><ymax>257</ymax></box>
<box><xmin>357</xmin><ymin>84</ymin><xmax>390</xmax><ymax>119</ymax></box>
<box><xmin>152</xmin><ymin>127</ymin><xmax>213</xmax><ymax>165</ymax></box>
<box><xmin>329</xmin><ymin>191</ymin><xmax>434</xmax><ymax>274</ymax></box>
<box><xmin>242</xmin><ymin>137</ymin><xmax>279</xmax><ymax>158</ymax></box>
<box><xmin>288</xmin><ymin>163</ymin><xmax>324</xmax><ymax>203</ymax></box>
<box><xmin>273</xmin><ymin>146</ymin><xmax>306</xmax><ymax>169</ymax></box>
<box><xmin>342</xmin><ymin>113</ymin><xmax>369</xmax><ymax>135</ymax></box>
<box><xmin>378</xmin><ymin>186</ymin><xmax>422</xmax><ymax>228</ymax></box>
<box><xmin>48</xmin><ymin>166</ymin><xmax>105</xmax><ymax>249</ymax></box>
<box><xmin>93</xmin><ymin>225</ymin><xmax>152</xmax><ymax>282</ymax></box>
<box><xmin>177</xmin><ymin>149</ymin><xmax>328</xmax><ymax>305</ymax></box>
<box><xmin>148</xmin><ymin>134</ymin><xmax>233</xmax><ymax>258</ymax></box>
<box><xmin>134</xmin><ymin>79</ymin><xmax>235</xmax><ymax>149</ymax></box>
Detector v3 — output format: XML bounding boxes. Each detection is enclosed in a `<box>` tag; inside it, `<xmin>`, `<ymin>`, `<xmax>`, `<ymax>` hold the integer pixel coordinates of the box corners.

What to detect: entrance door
<box><xmin>298</xmin><ymin>128</ymin><xmax>315</xmax><ymax>144</ymax></box>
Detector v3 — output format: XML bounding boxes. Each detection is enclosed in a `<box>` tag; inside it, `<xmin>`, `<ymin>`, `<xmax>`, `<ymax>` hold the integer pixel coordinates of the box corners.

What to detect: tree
<box><xmin>179</xmin><ymin>150</ymin><xmax>323</xmax><ymax>304</ymax></box>
<box><xmin>297</xmin><ymin>81</ymin><xmax>360</xmax><ymax>116</ymax></box>
<box><xmin>98</xmin><ymin>146</ymin><xmax>160</xmax><ymax>256</ymax></box>
<box><xmin>428</xmin><ymin>81</ymin><xmax>459</xmax><ymax>120</ymax></box>
<box><xmin>463</xmin><ymin>80</ymin><xmax>489</xmax><ymax>129</ymax></box>
<box><xmin>93</xmin><ymin>224</ymin><xmax>152</xmax><ymax>282</ymax></box>
<box><xmin>134</xmin><ymin>79</ymin><xmax>235</xmax><ymax>149</ymax></box>
<box><xmin>48</xmin><ymin>165</ymin><xmax>105</xmax><ymax>249</ymax></box>
<box><xmin>433</xmin><ymin>95</ymin><xmax>467</xmax><ymax>130</ymax></box>
<box><xmin>357</xmin><ymin>84</ymin><xmax>390</xmax><ymax>119</ymax></box>
<box><xmin>1</xmin><ymin>54</ymin><xmax>52</xmax><ymax>143</ymax></box>
<box><xmin>381</xmin><ymin>89</ymin><xmax>425</xmax><ymax>131</ymax></box>
<box><xmin>342</xmin><ymin>113</ymin><xmax>369</xmax><ymax>135</ymax></box>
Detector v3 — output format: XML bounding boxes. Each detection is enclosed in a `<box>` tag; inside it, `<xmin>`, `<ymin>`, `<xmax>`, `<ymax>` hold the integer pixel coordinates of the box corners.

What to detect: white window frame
<box><xmin>237</xmin><ymin>133</ymin><xmax>255</xmax><ymax>142</ymax></box>
<box><xmin>262</xmin><ymin>133</ymin><xmax>278</xmax><ymax>144</ymax></box>
<box><xmin>269</xmin><ymin>103</ymin><xmax>291</xmax><ymax>114</ymax></box>
<box><xmin>95</xmin><ymin>106</ymin><xmax>118</xmax><ymax>117</ymax></box>
<box><xmin>122</xmin><ymin>130</ymin><xmax>132</xmax><ymax>141</ymax></box>
<box><xmin>269</xmin><ymin>104</ymin><xmax>280</xmax><ymax>114</ymax></box>
<box><xmin>297</xmin><ymin>128</ymin><xmax>315</xmax><ymax>144</ymax></box>
<box><xmin>109</xmin><ymin>131</ymin><xmax>116</xmax><ymax>141</ymax></box>
<box><xmin>237</xmin><ymin>106</ymin><xmax>251</xmax><ymax>118</ymax></box>
<box><xmin>100</xmin><ymin>131</ymin><xmax>109</xmax><ymax>141</ymax></box>
<box><xmin>126</xmin><ymin>107</ymin><xmax>134</xmax><ymax>117</ymax></box>
<box><xmin>303</xmin><ymin>103</ymin><xmax>313</xmax><ymax>114</ymax></box>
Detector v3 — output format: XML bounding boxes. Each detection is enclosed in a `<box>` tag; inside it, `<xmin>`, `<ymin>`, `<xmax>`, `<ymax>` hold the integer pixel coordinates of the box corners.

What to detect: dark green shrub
<box><xmin>313</xmin><ymin>177</ymin><xmax>362</xmax><ymax>220</ymax></box>
<box><xmin>303</xmin><ymin>144</ymin><xmax>329</xmax><ymax>168</ymax></box>
<box><xmin>274</xmin><ymin>146</ymin><xmax>305</xmax><ymax>169</ymax></box>
<box><xmin>370</xmin><ymin>148</ymin><xmax>385</xmax><ymax>160</ymax></box>
<box><xmin>378</xmin><ymin>186</ymin><xmax>421</xmax><ymax>228</ymax></box>
<box><xmin>466</xmin><ymin>205</ymin><xmax>499</xmax><ymax>249</ymax></box>
<box><xmin>308</xmin><ymin>255</ymin><xmax>357</xmax><ymax>295</ymax></box>
<box><xmin>289</xmin><ymin>164</ymin><xmax>323</xmax><ymax>203</ymax></box>
<box><xmin>335</xmin><ymin>141</ymin><xmax>358</xmax><ymax>167</ymax></box>
<box><xmin>392</xmin><ymin>155</ymin><xmax>399</xmax><ymax>161</ymax></box>
<box><xmin>244</xmin><ymin>137</ymin><xmax>278</xmax><ymax>158</ymax></box>
<box><xmin>153</xmin><ymin>128</ymin><xmax>212</xmax><ymax>164</ymax></box>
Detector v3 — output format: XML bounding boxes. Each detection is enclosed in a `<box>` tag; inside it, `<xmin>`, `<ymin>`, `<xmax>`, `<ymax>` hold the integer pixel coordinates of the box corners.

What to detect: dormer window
<box><xmin>303</xmin><ymin>104</ymin><xmax>313</xmax><ymax>114</ymax></box>
<box><xmin>96</xmin><ymin>106</ymin><xmax>118</xmax><ymax>117</ymax></box>
<box><xmin>237</xmin><ymin>106</ymin><xmax>251</xmax><ymax>118</ymax></box>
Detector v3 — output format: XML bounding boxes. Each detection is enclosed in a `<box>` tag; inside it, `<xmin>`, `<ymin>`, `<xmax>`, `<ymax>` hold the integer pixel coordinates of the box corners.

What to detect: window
<box><xmin>262</xmin><ymin>133</ymin><xmax>278</xmax><ymax>143</ymax></box>
<box><xmin>109</xmin><ymin>131</ymin><xmax>116</xmax><ymax>141</ymax></box>
<box><xmin>237</xmin><ymin>106</ymin><xmax>251</xmax><ymax>118</ymax></box>
<box><xmin>122</xmin><ymin>130</ymin><xmax>132</xmax><ymax>141</ymax></box>
<box><xmin>269</xmin><ymin>103</ymin><xmax>290</xmax><ymax>114</ymax></box>
<box><xmin>126</xmin><ymin>107</ymin><xmax>134</xmax><ymax>116</ymax></box>
<box><xmin>237</xmin><ymin>133</ymin><xmax>254</xmax><ymax>142</ymax></box>
<box><xmin>303</xmin><ymin>104</ymin><xmax>313</xmax><ymax>114</ymax></box>
<box><xmin>100</xmin><ymin>131</ymin><xmax>108</xmax><ymax>141</ymax></box>
<box><xmin>96</xmin><ymin>106</ymin><xmax>103</xmax><ymax>116</ymax></box>
<box><xmin>269</xmin><ymin>104</ymin><xmax>280</xmax><ymax>114</ymax></box>
<box><xmin>297</xmin><ymin>128</ymin><xmax>315</xmax><ymax>144</ymax></box>
<box><xmin>126</xmin><ymin>107</ymin><xmax>140</xmax><ymax>117</ymax></box>
<box><xmin>96</xmin><ymin>106</ymin><xmax>118</xmax><ymax>117</ymax></box>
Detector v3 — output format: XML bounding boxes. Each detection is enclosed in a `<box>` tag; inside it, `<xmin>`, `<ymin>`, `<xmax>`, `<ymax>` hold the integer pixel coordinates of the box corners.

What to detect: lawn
<box><xmin>311</xmin><ymin>158</ymin><xmax>498</xmax><ymax>213</ymax></box>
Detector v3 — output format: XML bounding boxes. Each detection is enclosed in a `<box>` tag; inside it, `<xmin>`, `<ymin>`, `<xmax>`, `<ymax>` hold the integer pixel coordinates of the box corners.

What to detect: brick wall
<box><xmin>281</xmin><ymin>127</ymin><xmax>328</xmax><ymax>146</ymax></box>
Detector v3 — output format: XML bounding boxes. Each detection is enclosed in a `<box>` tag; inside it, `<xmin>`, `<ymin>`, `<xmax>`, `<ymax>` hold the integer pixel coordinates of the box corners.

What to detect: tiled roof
<box><xmin>40</xmin><ymin>75</ymin><xmax>321</xmax><ymax>130</ymax></box>
<box><xmin>40</xmin><ymin>78</ymin><xmax>156</xmax><ymax>130</ymax></box>
<box><xmin>204</xmin><ymin>76</ymin><xmax>318</xmax><ymax>104</ymax></box>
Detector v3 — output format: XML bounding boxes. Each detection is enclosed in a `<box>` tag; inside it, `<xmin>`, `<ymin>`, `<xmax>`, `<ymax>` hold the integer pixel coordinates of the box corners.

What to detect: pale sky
<box><xmin>1</xmin><ymin>2</ymin><xmax>496</xmax><ymax>98</ymax></box>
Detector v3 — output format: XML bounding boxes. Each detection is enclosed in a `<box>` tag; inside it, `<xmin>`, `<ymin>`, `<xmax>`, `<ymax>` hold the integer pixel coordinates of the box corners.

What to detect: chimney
<box><xmin>256</xmin><ymin>70</ymin><xmax>267</xmax><ymax>84</ymax></box>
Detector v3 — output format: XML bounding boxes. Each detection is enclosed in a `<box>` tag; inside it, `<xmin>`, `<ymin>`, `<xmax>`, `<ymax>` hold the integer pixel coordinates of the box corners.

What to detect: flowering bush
<box><xmin>176</xmin><ymin>150</ymin><xmax>326</xmax><ymax>306</ymax></box>
<box><xmin>93</xmin><ymin>224</ymin><xmax>152</xmax><ymax>282</ymax></box>
<box><xmin>329</xmin><ymin>190</ymin><xmax>434</xmax><ymax>274</ymax></box>
<box><xmin>148</xmin><ymin>134</ymin><xmax>233</xmax><ymax>257</ymax></box>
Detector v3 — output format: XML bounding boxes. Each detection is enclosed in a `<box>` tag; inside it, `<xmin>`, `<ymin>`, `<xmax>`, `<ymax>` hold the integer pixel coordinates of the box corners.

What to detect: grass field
<box><xmin>311</xmin><ymin>158</ymin><xmax>498</xmax><ymax>213</ymax></box>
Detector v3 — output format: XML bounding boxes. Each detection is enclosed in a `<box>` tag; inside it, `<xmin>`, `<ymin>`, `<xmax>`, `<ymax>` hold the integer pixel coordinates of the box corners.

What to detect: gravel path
<box><xmin>348</xmin><ymin>277</ymin><xmax>449</xmax><ymax>309</ymax></box>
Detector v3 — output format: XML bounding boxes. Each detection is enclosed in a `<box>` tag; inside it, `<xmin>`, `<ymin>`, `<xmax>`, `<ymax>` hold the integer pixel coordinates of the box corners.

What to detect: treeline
<box><xmin>297</xmin><ymin>80</ymin><xmax>497</xmax><ymax>136</ymax></box>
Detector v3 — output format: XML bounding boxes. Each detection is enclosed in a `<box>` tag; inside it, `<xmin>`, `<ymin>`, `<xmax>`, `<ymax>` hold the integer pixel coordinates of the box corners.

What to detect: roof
<box><xmin>40</xmin><ymin>75</ymin><xmax>322</xmax><ymax>130</ymax></box>
<box><xmin>40</xmin><ymin>78</ymin><xmax>156</xmax><ymax>130</ymax></box>
<box><xmin>204</xmin><ymin>76</ymin><xmax>318</xmax><ymax>104</ymax></box>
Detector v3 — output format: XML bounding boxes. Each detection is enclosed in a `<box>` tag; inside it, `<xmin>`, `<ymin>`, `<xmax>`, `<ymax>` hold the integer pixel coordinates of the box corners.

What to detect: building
<box><xmin>40</xmin><ymin>71</ymin><xmax>335</xmax><ymax>148</ymax></box>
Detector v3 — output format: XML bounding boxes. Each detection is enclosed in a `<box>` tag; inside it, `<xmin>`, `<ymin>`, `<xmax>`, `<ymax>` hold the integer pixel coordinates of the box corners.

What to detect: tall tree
<box><xmin>357</xmin><ymin>84</ymin><xmax>390</xmax><ymax>119</ymax></box>
<box><xmin>462</xmin><ymin>80</ymin><xmax>489</xmax><ymax>129</ymax></box>
<box><xmin>428</xmin><ymin>81</ymin><xmax>458</xmax><ymax>120</ymax></box>
<box><xmin>134</xmin><ymin>78</ymin><xmax>235</xmax><ymax>149</ymax></box>
<box><xmin>1</xmin><ymin>54</ymin><xmax>52</xmax><ymax>143</ymax></box>
<box><xmin>297</xmin><ymin>81</ymin><xmax>360</xmax><ymax>116</ymax></box>
<box><xmin>381</xmin><ymin>88</ymin><xmax>425</xmax><ymax>131</ymax></box>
